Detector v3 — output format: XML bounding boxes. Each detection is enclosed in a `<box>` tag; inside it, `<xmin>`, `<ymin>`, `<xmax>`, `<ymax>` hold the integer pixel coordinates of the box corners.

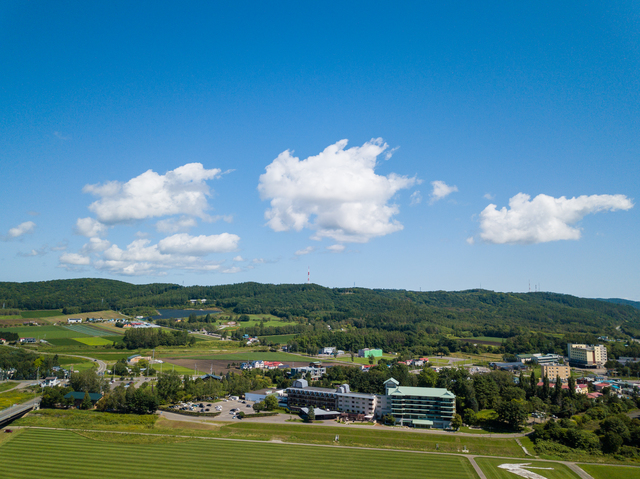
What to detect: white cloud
<box><xmin>156</xmin><ymin>216</ymin><xmax>198</xmax><ymax>233</ymax></box>
<box><xmin>222</xmin><ymin>266</ymin><xmax>242</xmax><ymax>274</ymax></box>
<box><xmin>327</xmin><ymin>244</ymin><xmax>345</xmax><ymax>253</ymax></box>
<box><xmin>81</xmin><ymin>237</ymin><xmax>111</xmax><ymax>254</ymax></box>
<box><xmin>384</xmin><ymin>146</ymin><xmax>399</xmax><ymax>160</ymax></box>
<box><xmin>410</xmin><ymin>191</ymin><xmax>422</xmax><ymax>206</ymax></box>
<box><xmin>430</xmin><ymin>180</ymin><xmax>458</xmax><ymax>203</ymax></box>
<box><xmin>233</xmin><ymin>256</ymin><xmax>244</xmax><ymax>262</ymax></box>
<box><xmin>479</xmin><ymin>193</ymin><xmax>634</xmax><ymax>244</ymax></box>
<box><xmin>158</xmin><ymin>233</ymin><xmax>240</xmax><ymax>256</ymax></box>
<box><xmin>5</xmin><ymin>221</ymin><xmax>36</xmax><ymax>239</ymax></box>
<box><xmin>83</xmin><ymin>163</ymin><xmax>221</xmax><ymax>224</ymax></box>
<box><xmin>466</xmin><ymin>237</ymin><xmax>475</xmax><ymax>245</ymax></box>
<box><xmin>483</xmin><ymin>193</ymin><xmax>495</xmax><ymax>200</ymax></box>
<box><xmin>50</xmin><ymin>242</ymin><xmax>68</xmax><ymax>251</ymax></box>
<box><xmin>252</xmin><ymin>258</ymin><xmax>266</xmax><ymax>264</ymax></box>
<box><xmin>75</xmin><ymin>217</ymin><xmax>108</xmax><ymax>237</ymax></box>
<box><xmin>258</xmin><ymin>138</ymin><xmax>417</xmax><ymax>243</ymax></box>
<box><xmin>60</xmin><ymin>253</ymin><xmax>91</xmax><ymax>265</ymax></box>
<box><xmin>18</xmin><ymin>246</ymin><xmax>47</xmax><ymax>257</ymax></box>
<box><xmin>295</xmin><ymin>246</ymin><xmax>314</xmax><ymax>256</ymax></box>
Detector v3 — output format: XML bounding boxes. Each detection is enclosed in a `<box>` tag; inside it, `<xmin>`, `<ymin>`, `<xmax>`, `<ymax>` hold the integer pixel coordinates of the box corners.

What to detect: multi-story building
<box><xmin>378</xmin><ymin>378</ymin><xmax>455</xmax><ymax>429</ymax></box>
<box><xmin>567</xmin><ymin>344</ymin><xmax>607</xmax><ymax>367</ymax></box>
<box><xmin>541</xmin><ymin>364</ymin><xmax>571</xmax><ymax>381</ymax></box>
<box><xmin>358</xmin><ymin>348</ymin><xmax>383</xmax><ymax>358</ymax></box>
<box><xmin>286</xmin><ymin>380</ymin><xmax>377</xmax><ymax>417</ymax></box>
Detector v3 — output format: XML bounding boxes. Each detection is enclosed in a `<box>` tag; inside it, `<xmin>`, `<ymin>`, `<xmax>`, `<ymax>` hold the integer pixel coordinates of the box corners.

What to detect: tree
<box><xmin>450</xmin><ymin>413</ymin><xmax>463</xmax><ymax>430</ymax></box>
<box><xmin>463</xmin><ymin>408</ymin><xmax>477</xmax><ymax>426</ymax></box>
<box><xmin>263</xmin><ymin>394</ymin><xmax>279</xmax><ymax>411</ymax></box>
<box><xmin>70</xmin><ymin>369</ymin><xmax>106</xmax><ymax>393</ymax></box>
<box><xmin>253</xmin><ymin>401</ymin><xmax>264</xmax><ymax>412</ymax></box>
<box><xmin>601</xmin><ymin>431</ymin><xmax>624</xmax><ymax>454</ymax></box>
<box><xmin>80</xmin><ymin>391</ymin><xmax>93</xmax><ymax>410</ymax></box>
<box><xmin>156</xmin><ymin>371</ymin><xmax>183</xmax><ymax>403</ymax></box>
<box><xmin>496</xmin><ymin>400</ymin><xmax>528</xmax><ymax>430</ymax></box>
<box><xmin>306</xmin><ymin>407</ymin><xmax>315</xmax><ymax>422</ymax></box>
<box><xmin>417</xmin><ymin>367</ymin><xmax>438</xmax><ymax>388</ymax></box>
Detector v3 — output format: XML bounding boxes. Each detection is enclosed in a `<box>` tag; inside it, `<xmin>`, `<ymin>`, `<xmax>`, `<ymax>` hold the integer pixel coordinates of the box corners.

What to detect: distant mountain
<box><xmin>597</xmin><ymin>298</ymin><xmax>640</xmax><ymax>310</ymax></box>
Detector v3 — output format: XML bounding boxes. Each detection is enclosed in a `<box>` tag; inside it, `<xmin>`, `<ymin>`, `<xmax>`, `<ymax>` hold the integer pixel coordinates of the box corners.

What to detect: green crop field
<box><xmin>8</xmin><ymin>325</ymin><xmax>92</xmax><ymax>340</ymax></box>
<box><xmin>258</xmin><ymin>333</ymin><xmax>298</xmax><ymax>344</ymax></box>
<box><xmin>73</xmin><ymin>337</ymin><xmax>115</xmax><ymax>346</ymax></box>
<box><xmin>20</xmin><ymin>310</ymin><xmax>65</xmax><ymax>319</ymax></box>
<box><xmin>0</xmin><ymin>428</ymin><xmax>481</xmax><ymax>479</ymax></box>
<box><xmin>63</xmin><ymin>324</ymin><xmax>115</xmax><ymax>337</ymax></box>
<box><xmin>45</xmin><ymin>338</ymin><xmax>84</xmax><ymax>346</ymax></box>
<box><xmin>178</xmin><ymin>351</ymin><xmax>308</xmax><ymax>362</ymax></box>
<box><xmin>579</xmin><ymin>464</ymin><xmax>640</xmax><ymax>479</ymax></box>
<box><xmin>475</xmin><ymin>458</ymin><xmax>581</xmax><ymax>479</ymax></box>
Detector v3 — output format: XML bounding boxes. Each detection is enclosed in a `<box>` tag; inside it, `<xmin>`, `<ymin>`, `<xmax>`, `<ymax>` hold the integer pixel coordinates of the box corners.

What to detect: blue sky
<box><xmin>1</xmin><ymin>2</ymin><xmax>638</xmax><ymax>300</ymax></box>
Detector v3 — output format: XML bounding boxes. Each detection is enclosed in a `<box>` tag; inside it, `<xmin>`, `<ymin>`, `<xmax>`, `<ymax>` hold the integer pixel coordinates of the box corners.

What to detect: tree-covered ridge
<box><xmin>0</xmin><ymin>279</ymin><xmax>639</xmax><ymax>337</ymax></box>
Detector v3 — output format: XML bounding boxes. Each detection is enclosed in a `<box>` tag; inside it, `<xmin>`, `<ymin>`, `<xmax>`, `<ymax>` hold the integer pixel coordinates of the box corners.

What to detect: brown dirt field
<box><xmin>163</xmin><ymin>358</ymin><xmax>356</xmax><ymax>375</ymax></box>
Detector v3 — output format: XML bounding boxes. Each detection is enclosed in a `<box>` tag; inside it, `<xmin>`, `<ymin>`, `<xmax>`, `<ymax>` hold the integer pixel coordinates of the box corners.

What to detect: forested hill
<box><xmin>597</xmin><ymin>298</ymin><xmax>640</xmax><ymax>310</ymax></box>
<box><xmin>1</xmin><ymin>279</ymin><xmax>639</xmax><ymax>337</ymax></box>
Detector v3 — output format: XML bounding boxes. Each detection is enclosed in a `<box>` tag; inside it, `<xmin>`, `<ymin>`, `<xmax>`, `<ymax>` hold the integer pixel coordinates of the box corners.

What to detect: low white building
<box><xmin>67</xmin><ymin>318</ymin><xmax>82</xmax><ymax>324</ymax></box>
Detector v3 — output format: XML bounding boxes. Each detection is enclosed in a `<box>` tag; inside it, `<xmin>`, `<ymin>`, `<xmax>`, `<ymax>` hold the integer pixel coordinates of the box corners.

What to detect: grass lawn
<box><xmin>0</xmin><ymin>428</ymin><xmax>481</xmax><ymax>479</ymax></box>
<box><xmin>0</xmin><ymin>381</ymin><xmax>19</xmax><ymax>393</ymax></box>
<box><xmin>579</xmin><ymin>464</ymin><xmax>640</xmax><ymax>479</ymax></box>
<box><xmin>0</xmin><ymin>390</ymin><xmax>36</xmax><ymax>409</ymax></box>
<box><xmin>73</xmin><ymin>337</ymin><xmax>115</xmax><ymax>346</ymax></box>
<box><xmin>63</xmin><ymin>323</ymin><xmax>116</xmax><ymax>337</ymax></box>
<box><xmin>475</xmin><ymin>457</ymin><xmax>582</xmax><ymax>479</ymax></box>
<box><xmin>6</xmin><ymin>325</ymin><xmax>92</xmax><ymax>340</ymax></box>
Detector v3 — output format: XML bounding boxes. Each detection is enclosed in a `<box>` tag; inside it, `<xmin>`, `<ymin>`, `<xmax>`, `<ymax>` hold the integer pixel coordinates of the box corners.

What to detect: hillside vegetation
<box><xmin>1</xmin><ymin>280</ymin><xmax>638</xmax><ymax>342</ymax></box>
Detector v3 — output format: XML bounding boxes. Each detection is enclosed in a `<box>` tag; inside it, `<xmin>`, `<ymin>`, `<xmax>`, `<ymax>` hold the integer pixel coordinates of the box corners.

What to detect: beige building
<box><xmin>541</xmin><ymin>364</ymin><xmax>571</xmax><ymax>381</ymax></box>
<box><xmin>567</xmin><ymin>344</ymin><xmax>607</xmax><ymax>367</ymax></box>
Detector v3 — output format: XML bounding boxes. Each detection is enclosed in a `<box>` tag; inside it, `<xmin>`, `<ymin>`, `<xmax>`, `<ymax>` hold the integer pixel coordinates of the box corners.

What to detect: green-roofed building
<box><xmin>381</xmin><ymin>378</ymin><xmax>455</xmax><ymax>429</ymax></box>
<box><xmin>64</xmin><ymin>391</ymin><xmax>103</xmax><ymax>408</ymax></box>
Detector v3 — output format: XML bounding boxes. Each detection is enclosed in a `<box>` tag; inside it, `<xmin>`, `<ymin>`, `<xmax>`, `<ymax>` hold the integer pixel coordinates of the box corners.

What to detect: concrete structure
<box><xmin>67</xmin><ymin>318</ymin><xmax>82</xmax><ymax>324</ymax></box>
<box><xmin>379</xmin><ymin>378</ymin><xmax>455</xmax><ymax>429</ymax></box>
<box><xmin>286</xmin><ymin>381</ymin><xmax>377</xmax><ymax>417</ymax></box>
<box><xmin>319</xmin><ymin>347</ymin><xmax>336</xmax><ymax>355</ymax></box>
<box><xmin>289</xmin><ymin>366</ymin><xmax>326</xmax><ymax>379</ymax></box>
<box><xmin>489</xmin><ymin>362</ymin><xmax>527</xmax><ymax>371</ymax></box>
<box><xmin>532</xmin><ymin>354</ymin><xmax>563</xmax><ymax>365</ymax></box>
<box><xmin>567</xmin><ymin>344</ymin><xmax>607</xmax><ymax>367</ymax></box>
<box><xmin>41</xmin><ymin>376</ymin><xmax>60</xmax><ymax>387</ymax></box>
<box><xmin>541</xmin><ymin>364</ymin><xmax>571</xmax><ymax>381</ymax></box>
<box><xmin>358</xmin><ymin>348</ymin><xmax>383</xmax><ymax>358</ymax></box>
<box><xmin>244</xmin><ymin>388</ymin><xmax>284</xmax><ymax>403</ymax></box>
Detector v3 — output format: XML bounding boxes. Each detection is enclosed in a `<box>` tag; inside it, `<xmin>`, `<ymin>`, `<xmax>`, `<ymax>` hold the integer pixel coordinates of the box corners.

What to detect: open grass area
<box><xmin>12</xmin><ymin>409</ymin><xmax>523</xmax><ymax>458</ymax></box>
<box><xmin>0</xmin><ymin>381</ymin><xmax>19</xmax><ymax>393</ymax></box>
<box><xmin>0</xmin><ymin>428</ymin><xmax>481</xmax><ymax>479</ymax></box>
<box><xmin>20</xmin><ymin>310</ymin><xmax>65</xmax><ymax>319</ymax></box>
<box><xmin>6</xmin><ymin>324</ymin><xmax>92</xmax><ymax>340</ymax></box>
<box><xmin>0</xmin><ymin>389</ymin><xmax>36</xmax><ymax>409</ymax></box>
<box><xmin>579</xmin><ymin>464</ymin><xmax>640</xmax><ymax>479</ymax></box>
<box><xmin>178</xmin><ymin>351</ymin><xmax>309</xmax><ymax>362</ymax></box>
<box><xmin>259</xmin><ymin>333</ymin><xmax>298</xmax><ymax>344</ymax></box>
<box><xmin>73</xmin><ymin>337</ymin><xmax>115</xmax><ymax>346</ymax></box>
<box><xmin>63</xmin><ymin>323</ymin><xmax>115</xmax><ymax>337</ymax></box>
<box><xmin>475</xmin><ymin>457</ymin><xmax>581</xmax><ymax>479</ymax></box>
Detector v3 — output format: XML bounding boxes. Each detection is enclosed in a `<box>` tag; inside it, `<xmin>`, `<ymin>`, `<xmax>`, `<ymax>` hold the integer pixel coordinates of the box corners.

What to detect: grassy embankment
<box><xmin>475</xmin><ymin>457</ymin><xmax>583</xmax><ymax>479</ymax></box>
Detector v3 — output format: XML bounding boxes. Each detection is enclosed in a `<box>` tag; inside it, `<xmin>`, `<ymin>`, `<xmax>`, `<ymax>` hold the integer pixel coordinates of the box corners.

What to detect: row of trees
<box><xmin>122</xmin><ymin>328</ymin><xmax>195</xmax><ymax>349</ymax></box>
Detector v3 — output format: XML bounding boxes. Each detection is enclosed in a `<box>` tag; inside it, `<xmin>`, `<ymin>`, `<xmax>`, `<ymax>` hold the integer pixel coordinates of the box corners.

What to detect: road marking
<box><xmin>498</xmin><ymin>463</ymin><xmax>553</xmax><ymax>478</ymax></box>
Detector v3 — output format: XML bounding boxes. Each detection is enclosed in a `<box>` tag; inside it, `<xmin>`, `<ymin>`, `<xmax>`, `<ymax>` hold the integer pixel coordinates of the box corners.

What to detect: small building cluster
<box><xmin>567</xmin><ymin>344</ymin><xmax>607</xmax><ymax>368</ymax></box>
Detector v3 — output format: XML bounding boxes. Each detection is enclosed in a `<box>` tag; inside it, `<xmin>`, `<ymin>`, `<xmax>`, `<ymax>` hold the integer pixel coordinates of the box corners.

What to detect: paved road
<box><xmin>0</xmin><ymin>397</ymin><xmax>41</xmax><ymax>425</ymax></box>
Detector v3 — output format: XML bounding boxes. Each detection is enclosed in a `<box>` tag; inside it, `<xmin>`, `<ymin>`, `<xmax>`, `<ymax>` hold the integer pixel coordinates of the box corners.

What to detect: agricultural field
<box><xmin>258</xmin><ymin>333</ymin><xmax>298</xmax><ymax>344</ymax></box>
<box><xmin>579</xmin><ymin>464</ymin><xmax>640</xmax><ymax>479</ymax></box>
<box><xmin>0</xmin><ymin>389</ymin><xmax>36</xmax><ymax>409</ymax></box>
<box><xmin>20</xmin><ymin>310</ymin><xmax>65</xmax><ymax>319</ymax></box>
<box><xmin>0</xmin><ymin>428</ymin><xmax>481</xmax><ymax>479</ymax></box>
<box><xmin>475</xmin><ymin>458</ymin><xmax>582</xmax><ymax>479</ymax></box>
<box><xmin>175</xmin><ymin>351</ymin><xmax>307</xmax><ymax>362</ymax></box>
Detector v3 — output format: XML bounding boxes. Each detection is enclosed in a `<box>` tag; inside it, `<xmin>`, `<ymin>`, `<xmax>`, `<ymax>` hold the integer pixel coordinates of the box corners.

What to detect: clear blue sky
<box><xmin>1</xmin><ymin>1</ymin><xmax>638</xmax><ymax>300</ymax></box>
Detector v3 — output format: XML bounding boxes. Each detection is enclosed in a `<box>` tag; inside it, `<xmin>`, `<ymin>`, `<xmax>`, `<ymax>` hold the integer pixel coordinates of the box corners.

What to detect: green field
<box><xmin>177</xmin><ymin>351</ymin><xmax>308</xmax><ymax>362</ymax></box>
<box><xmin>0</xmin><ymin>428</ymin><xmax>481</xmax><ymax>479</ymax></box>
<box><xmin>0</xmin><ymin>381</ymin><xmax>19</xmax><ymax>393</ymax></box>
<box><xmin>0</xmin><ymin>389</ymin><xmax>35</xmax><ymax>409</ymax></box>
<box><xmin>475</xmin><ymin>458</ymin><xmax>581</xmax><ymax>479</ymax></box>
<box><xmin>9</xmin><ymin>325</ymin><xmax>92</xmax><ymax>340</ymax></box>
<box><xmin>63</xmin><ymin>323</ymin><xmax>115</xmax><ymax>337</ymax></box>
<box><xmin>20</xmin><ymin>310</ymin><xmax>65</xmax><ymax>319</ymax></box>
<box><xmin>579</xmin><ymin>464</ymin><xmax>640</xmax><ymax>479</ymax></box>
<box><xmin>259</xmin><ymin>334</ymin><xmax>298</xmax><ymax>344</ymax></box>
<box><xmin>73</xmin><ymin>337</ymin><xmax>116</xmax><ymax>346</ymax></box>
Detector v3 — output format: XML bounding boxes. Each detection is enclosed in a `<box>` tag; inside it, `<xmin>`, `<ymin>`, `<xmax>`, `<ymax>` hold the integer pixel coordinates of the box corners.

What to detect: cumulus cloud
<box><xmin>479</xmin><ymin>193</ymin><xmax>634</xmax><ymax>244</ymax></box>
<box><xmin>60</xmin><ymin>253</ymin><xmax>91</xmax><ymax>265</ymax></box>
<box><xmin>83</xmin><ymin>163</ymin><xmax>221</xmax><ymax>224</ymax></box>
<box><xmin>157</xmin><ymin>233</ymin><xmax>240</xmax><ymax>256</ymax></box>
<box><xmin>410</xmin><ymin>191</ymin><xmax>422</xmax><ymax>206</ymax></box>
<box><xmin>75</xmin><ymin>217</ymin><xmax>108</xmax><ymax>237</ymax></box>
<box><xmin>233</xmin><ymin>256</ymin><xmax>244</xmax><ymax>262</ymax></box>
<box><xmin>156</xmin><ymin>216</ymin><xmax>198</xmax><ymax>233</ymax></box>
<box><xmin>222</xmin><ymin>266</ymin><xmax>242</xmax><ymax>274</ymax></box>
<box><xmin>81</xmin><ymin>237</ymin><xmax>111</xmax><ymax>254</ymax></box>
<box><xmin>18</xmin><ymin>246</ymin><xmax>47</xmax><ymax>257</ymax></box>
<box><xmin>5</xmin><ymin>221</ymin><xmax>36</xmax><ymax>239</ymax></box>
<box><xmin>295</xmin><ymin>246</ymin><xmax>314</xmax><ymax>256</ymax></box>
<box><xmin>327</xmin><ymin>244</ymin><xmax>345</xmax><ymax>253</ymax></box>
<box><xmin>430</xmin><ymin>181</ymin><xmax>458</xmax><ymax>203</ymax></box>
<box><xmin>258</xmin><ymin>138</ymin><xmax>417</xmax><ymax>243</ymax></box>
<box><xmin>483</xmin><ymin>193</ymin><xmax>495</xmax><ymax>200</ymax></box>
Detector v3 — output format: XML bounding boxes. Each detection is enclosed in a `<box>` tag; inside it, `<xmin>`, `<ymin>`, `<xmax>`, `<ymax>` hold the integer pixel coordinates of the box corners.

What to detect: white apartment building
<box><xmin>567</xmin><ymin>344</ymin><xmax>607</xmax><ymax>367</ymax></box>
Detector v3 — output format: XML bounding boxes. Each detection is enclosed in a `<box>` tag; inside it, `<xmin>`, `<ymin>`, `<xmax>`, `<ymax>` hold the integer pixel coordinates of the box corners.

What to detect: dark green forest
<box><xmin>1</xmin><ymin>280</ymin><xmax>639</xmax><ymax>356</ymax></box>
